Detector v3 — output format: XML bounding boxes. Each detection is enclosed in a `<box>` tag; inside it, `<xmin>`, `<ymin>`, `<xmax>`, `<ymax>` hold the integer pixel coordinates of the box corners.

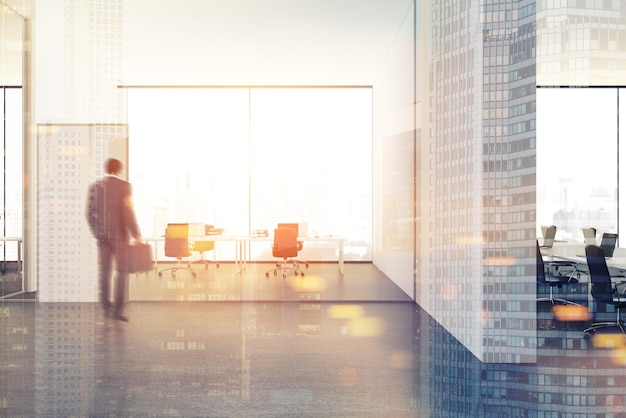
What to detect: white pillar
<box><xmin>23</xmin><ymin>16</ymin><xmax>37</xmax><ymax>293</ymax></box>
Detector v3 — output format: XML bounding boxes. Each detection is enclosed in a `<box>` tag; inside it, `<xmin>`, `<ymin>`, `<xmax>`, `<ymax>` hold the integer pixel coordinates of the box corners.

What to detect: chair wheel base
<box><xmin>265</xmin><ymin>267</ymin><xmax>304</xmax><ymax>278</ymax></box>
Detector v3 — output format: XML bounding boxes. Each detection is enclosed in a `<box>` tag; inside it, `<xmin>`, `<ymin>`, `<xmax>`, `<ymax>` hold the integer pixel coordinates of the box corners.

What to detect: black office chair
<box><xmin>266</xmin><ymin>227</ymin><xmax>304</xmax><ymax>279</ymax></box>
<box><xmin>599</xmin><ymin>232</ymin><xmax>618</xmax><ymax>258</ymax></box>
<box><xmin>158</xmin><ymin>223</ymin><xmax>197</xmax><ymax>278</ymax></box>
<box><xmin>536</xmin><ymin>240</ymin><xmax>581</xmax><ymax>306</ymax></box>
<box><xmin>582</xmin><ymin>227</ymin><xmax>597</xmax><ymax>245</ymax></box>
<box><xmin>583</xmin><ymin>244</ymin><xmax>626</xmax><ymax>338</ymax></box>
<box><xmin>540</xmin><ymin>225</ymin><xmax>557</xmax><ymax>249</ymax></box>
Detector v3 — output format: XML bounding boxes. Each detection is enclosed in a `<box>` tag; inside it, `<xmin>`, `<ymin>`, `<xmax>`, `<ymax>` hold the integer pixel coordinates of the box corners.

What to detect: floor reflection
<box><xmin>129</xmin><ymin>262</ymin><xmax>413</xmax><ymax>303</ymax></box>
<box><xmin>2</xmin><ymin>301</ymin><xmax>419</xmax><ymax>417</ymax></box>
<box><xmin>1</xmin><ymin>297</ymin><xmax>626</xmax><ymax>416</ymax></box>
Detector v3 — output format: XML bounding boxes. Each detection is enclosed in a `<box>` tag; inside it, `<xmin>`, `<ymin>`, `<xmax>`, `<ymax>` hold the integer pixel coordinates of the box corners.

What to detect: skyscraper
<box><xmin>422</xmin><ymin>1</ymin><xmax>537</xmax><ymax>363</ymax></box>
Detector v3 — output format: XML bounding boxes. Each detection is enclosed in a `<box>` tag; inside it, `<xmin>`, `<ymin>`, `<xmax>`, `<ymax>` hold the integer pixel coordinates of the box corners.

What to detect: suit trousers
<box><xmin>97</xmin><ymin>238</ymin><xmax>129</xmax><ymax>315</ymax></box>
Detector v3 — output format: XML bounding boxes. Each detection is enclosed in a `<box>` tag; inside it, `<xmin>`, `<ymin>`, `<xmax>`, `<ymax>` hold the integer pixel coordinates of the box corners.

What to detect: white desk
<box><xmin>191</xmin><ymin>235</ymin><xmax>345</xmax><ymax>276</ymax></box>
<box><xmin>201</xmin><ymin>235</ymin><xmax>251</xmax><ymax>276</ymax></box>
<box><xmin>149</xmin><ymin>233</ymin><xmax>345</xmax><ymax>276</ymax></box>
<box><xmin>298</xmin><ymin>236</ymin><xmax>344</xmax><ymax>275</ymax></box>
<box><xmin>1</xmin><ymin>236</ymin><xmax>23</xmax><ymax>275</ymax></box>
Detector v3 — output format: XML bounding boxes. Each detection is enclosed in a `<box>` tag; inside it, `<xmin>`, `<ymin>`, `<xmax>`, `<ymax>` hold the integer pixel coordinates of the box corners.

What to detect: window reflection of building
<box><xmin>427</xmin><ymin>0</ymin><xmax>537</xmax><ymax>363</ymax></box>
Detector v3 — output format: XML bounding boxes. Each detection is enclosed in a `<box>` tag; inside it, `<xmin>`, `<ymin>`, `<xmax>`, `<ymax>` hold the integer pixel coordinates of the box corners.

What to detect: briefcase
<box><xmin>118</xmin><ymin>242</ymin><xmax>154</xmax><ymax>274</ymax></box>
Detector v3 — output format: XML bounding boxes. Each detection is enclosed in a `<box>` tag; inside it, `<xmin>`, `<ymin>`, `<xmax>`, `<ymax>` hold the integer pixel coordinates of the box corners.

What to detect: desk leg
<box><xmin>18</xmin><ymin>241</ymin><xmax>22</xmax><ymax>275</ymax></box>
<box><xmin>153</xmin><ymin>240</ymin><xmax>158</xmax><ymax>270</ymax></box>
<box><xmin>234</xmin><ymin>239</ymin><xmax>247</xmax><ymax>276</ymax></box>
<box><xmin>338</xmin><ymin>240</ymin><xmax>344</xmax><ymax>276</ymax></box>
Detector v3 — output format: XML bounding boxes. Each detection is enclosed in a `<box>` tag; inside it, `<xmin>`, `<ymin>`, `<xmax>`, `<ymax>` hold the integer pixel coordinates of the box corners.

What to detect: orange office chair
<box><xmin>266</xmin><ymin>227</ymin><xmax>304</xmax><ymax>279</ymax></box>
<box><xmin>293</xmin><ymin>240</ymin><xmax>310</xmax><ymax>269</ymax></box>
<box><xmin>275</xmin><ymin>240</ymin><xmax>310</xmax><ymax>269</ymax></box>
<box><xmin>158</xmin><ymin>223</ymin><xmax>197</xmax><ymax>278</ymax></box>
<box><xmin>276</xmin><ymin>223</ymin><xmax>309</xmax><ymax>269</ymax></box>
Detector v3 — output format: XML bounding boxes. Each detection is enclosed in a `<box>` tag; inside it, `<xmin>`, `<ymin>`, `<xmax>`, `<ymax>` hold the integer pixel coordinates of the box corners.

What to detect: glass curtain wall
<box><xmin>248</xmin><ymin>88</ymin><xmax>373</xmax><ymax>261</ymax></box>
<box><xmin>1</xmin><ymin>5</ymin><xmax>24</xmax><ymax>297</ymax></box>
<box><xmin>536</xmin><ymin>87</ymin><xmax>619</xmax><ymax>242</ymax></box>
<box><xmin>1</xmin><ymin>88</ymin><xmax>23</xmax><ymax>256</ymax></box>
<box><xmin>128</xmin><ymin>87</ymin><xmax>372</xmax><ymax>262</ymax></box>
<box><xmin>128</xmin><ymin>88</ymin><xmax>250</xmax><ymax>261</ymax></box>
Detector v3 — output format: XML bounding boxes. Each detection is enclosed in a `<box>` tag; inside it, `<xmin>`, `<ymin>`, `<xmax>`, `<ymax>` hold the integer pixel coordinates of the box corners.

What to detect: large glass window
<box><xmin>128</xmin><ymin>87</ymin><xmax>372</xmax><ymax>261</ymax></box>
<box><xmin>536</xmin><ymin>87</ymin><xmax>618</xmax><ymax>242</ymax></box>
<box><xmin>0</xmin><ymin>87</ymin><xmax>23</xmax><ymax>259</ymax></box>
<box><xmin>0</xmin><ymin>87</ymin><xmax>23</xmax><ymax>298</ymax></box>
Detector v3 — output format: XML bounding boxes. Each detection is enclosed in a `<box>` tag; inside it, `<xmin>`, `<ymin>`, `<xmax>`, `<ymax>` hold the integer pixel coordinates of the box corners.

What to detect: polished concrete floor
<box><xmin>128</xmin><ymin>261</ymin><xmax>413</xmax><ymax>303</ymax></box>
<box><xmin>2</xmin><ymin>263</ymin><xmax>626</xmax><ymax>417</ymax></box>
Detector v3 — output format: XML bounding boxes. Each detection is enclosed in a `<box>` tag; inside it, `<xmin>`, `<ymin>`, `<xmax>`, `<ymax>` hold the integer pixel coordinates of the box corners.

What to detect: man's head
<box><xmin>105</xmin><ymin>158</ymin><xmax>123</xmax><ymax>175</ymax></box>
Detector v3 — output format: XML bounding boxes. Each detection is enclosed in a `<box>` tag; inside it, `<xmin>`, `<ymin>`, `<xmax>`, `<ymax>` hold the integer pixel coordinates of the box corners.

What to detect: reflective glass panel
<box><xmin>537</xmin><ymin>87</ymin><xmax>618</xmax><ymax>242</ymax></box>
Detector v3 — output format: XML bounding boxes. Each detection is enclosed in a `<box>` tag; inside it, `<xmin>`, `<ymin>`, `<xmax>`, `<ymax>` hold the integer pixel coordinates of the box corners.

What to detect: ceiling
<box><xmin>121</xmin><ymin>0</ymin><xmax>414</xmax><ymax>86</ymax></box>
<box><xmin>2</xmin><ymin>0</ymin><xmax>414</xmax><ymax>86</ymax></box>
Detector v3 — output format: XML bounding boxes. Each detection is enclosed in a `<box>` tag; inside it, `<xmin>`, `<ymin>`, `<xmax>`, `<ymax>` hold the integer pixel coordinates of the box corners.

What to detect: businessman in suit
<box><xmin>86</xmin><ymin>158</ymin><xmax>141</xmax><ymax>321</ymax></box>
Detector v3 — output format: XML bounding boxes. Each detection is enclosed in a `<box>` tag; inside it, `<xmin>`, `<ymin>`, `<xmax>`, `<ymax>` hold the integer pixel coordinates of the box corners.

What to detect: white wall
<box><xmin>372</xmin><ymin>2</ymin><xmax>415</xmax><ymax>299</ymax></box>
<box><xmin>0</xmin><ymin>8</ymin><xmax>23</xmax><ymax>85</ymax></box>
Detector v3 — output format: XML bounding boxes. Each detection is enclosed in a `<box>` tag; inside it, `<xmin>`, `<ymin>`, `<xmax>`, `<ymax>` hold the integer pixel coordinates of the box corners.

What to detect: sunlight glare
<box><xmin>347</xmin><ymin>316</ymin><xmax>385</xmax><ymax>337</ymax></box>
<box><xmin>327</xmin><ymin>305</ymin><xmax>365</xmax><ymax>319</ymax></box>
<box><xmin>592</xmin><ymin>333</ymin><xmax>626</xmax><ymax>349</ymax></box>
<box><xmin>551</xmin><ymin>305</ymin><xmax>592</xmax><ymax>322</ymax></box>
<box><xmin>287</xmin><ymin>275</ymin><xmax>327</xmax><ymax>293</ymax></box>
<box><xmin>388</xmin><ymin>350</ymin><xmax>413</xmax><ymax>369</ymax></box>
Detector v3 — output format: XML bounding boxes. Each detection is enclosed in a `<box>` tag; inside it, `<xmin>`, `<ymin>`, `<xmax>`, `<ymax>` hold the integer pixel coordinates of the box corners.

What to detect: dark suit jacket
<box><xmin>86</xmin><ymin>175</ymin><xmax>140</xmax><ymax>241</ymax></box>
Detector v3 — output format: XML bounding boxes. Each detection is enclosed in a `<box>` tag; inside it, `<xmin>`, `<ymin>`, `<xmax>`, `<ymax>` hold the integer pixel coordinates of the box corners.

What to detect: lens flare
<box><xmin>389</xmin><ymin>350</ymin><xmax>413</xmax><ymax>369</ymax></box>
<box><xmin>592</xmin><ymin>333</ymin><xmax>626</xmax><ymax>349</ymax></box>
<box><xmin>610</xmin><ymin>347</ymin><xmax>626</xmax><ymax>366</ymax></box>
<box><xmin>347</xmin><ymin>316</ymin><xmax>385</xmax><ymax>337</ymax></box>
<box><xmin>327</xmin><ymin>305</ymin><xmax>365</xmax><ymax>319</ymax></box>
<box><xmin>552</xmin><ymin>305</ymin><xmax>592</xmax><ymax>322</ymax></box>
<box><xmin>287</xmin><ymin>275</ymin><xmax>327</xmax><ymax>293</ymax></box>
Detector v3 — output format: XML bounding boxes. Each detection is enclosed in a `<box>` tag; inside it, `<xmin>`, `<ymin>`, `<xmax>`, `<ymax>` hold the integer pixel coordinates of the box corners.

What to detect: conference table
<box><xmin>543</xmin><ymin>242</ymin><xmax>626</xmax><ymax>277</ymax></box>
<box><xmin>149</xmin><ymin>234</ymin><xmax>345</xmax><ymax>277</ymax></box>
